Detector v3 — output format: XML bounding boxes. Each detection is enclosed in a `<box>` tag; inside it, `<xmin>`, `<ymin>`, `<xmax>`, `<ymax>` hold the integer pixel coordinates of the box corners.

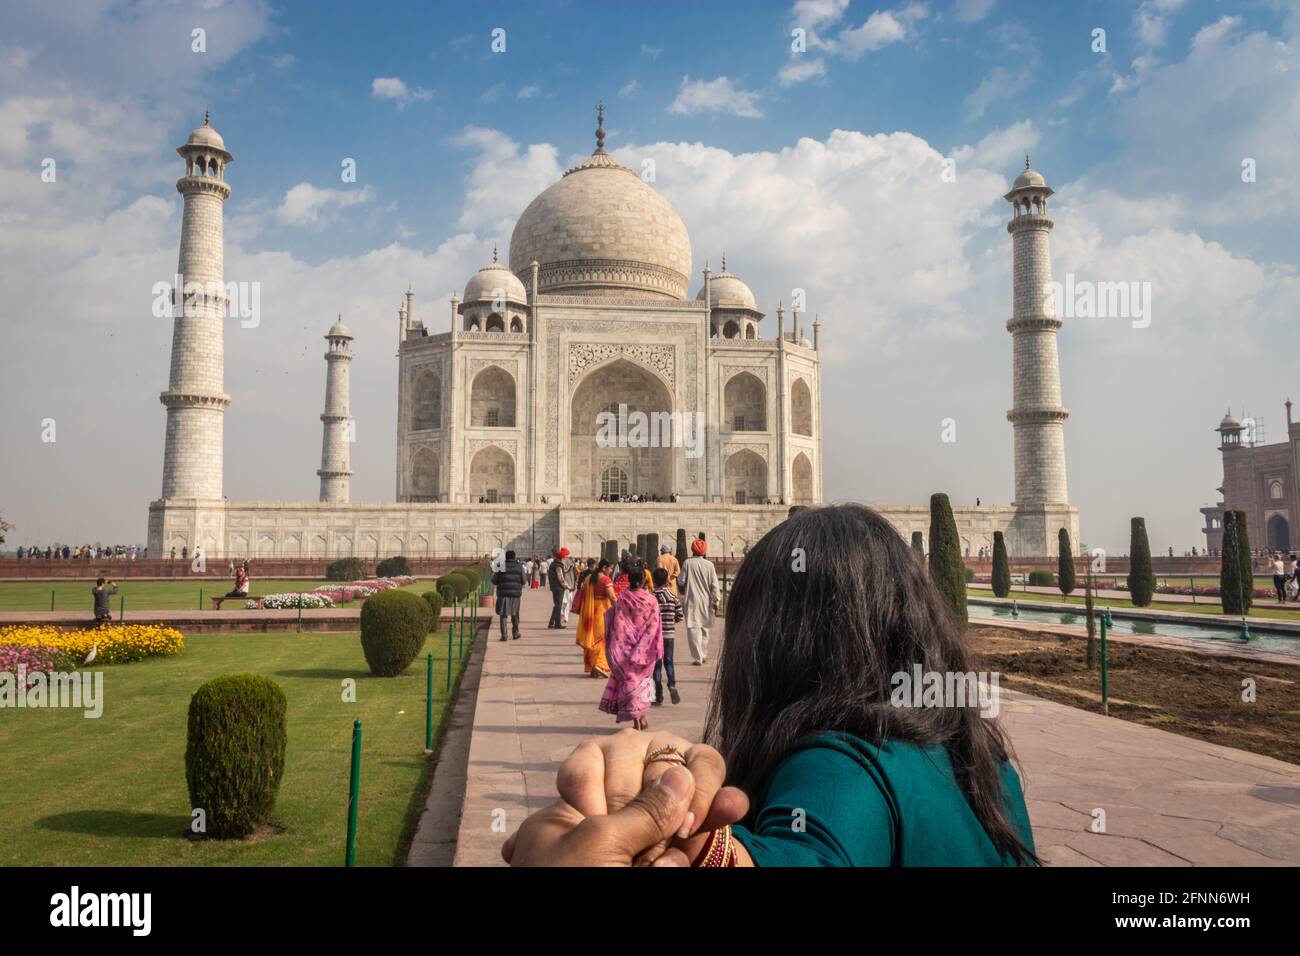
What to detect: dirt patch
<box><xmin>970</xmin><ymin>625</ymin><xmax>1300</xmax><ymax>766</ymax></box>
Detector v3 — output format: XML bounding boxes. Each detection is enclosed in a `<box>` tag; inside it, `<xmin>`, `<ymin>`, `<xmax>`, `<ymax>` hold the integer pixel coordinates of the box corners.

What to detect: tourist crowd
<box><xmin>13</xmin><ymin>544</ymin><xmax>148</xmax><ymax>561</ymax></box>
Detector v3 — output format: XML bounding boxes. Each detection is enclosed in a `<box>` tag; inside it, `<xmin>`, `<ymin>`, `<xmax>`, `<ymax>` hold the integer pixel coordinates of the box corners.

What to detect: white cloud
<box><xmin>270</xmin><ymin>53</ymin><xmax>295</xmax><ymax>69</ymax></box>
<box><xmin>778</xmin><ymin>56</ymin><xmax>827</xmax><ymax>86</ymax></box>
<box><xmin>450</xmin><ymin>126</ymin><xmax>561</xmax><ymax>233</ymax></box>
<box><xmin>274</xmin><ymin>183</ymin><xmax>374</xmax><ymax>228</ymax></box>
<box><xmin>954</xmin><ymin>0</ymin><xmax>996</xmax><ymax>23</ymax></box>
<box><xmin>668</xmin><ymin>76</ymin><xmax>764</xmax><ymax>118</ymax></box>
<box><xmin>1191</xmin><ymin>15</ymin><xmax>1241</xmax><ymax>53</ymax></box>
<box><xmin>618</xmin><ymin>80</ymin><xmax>639</xmax><ymax>97</ymax></box>
<box><xmin>517</xmin><ymin>84</ymin><xmax>540</xmax><ymax>99</ymax></box>
<box><xmin>839</xmin><ymin>4</ymin><xmax>928</xmax><ymax>58</ymax></box>
<box><xmin>791</xmin><ymin>0</ymin><xmax>851</xmax><ymax>29</ymax></box>
<box><xmin>641</xmin><ymin>44</ymin><xmax>662</xmax><ymax>59</ymax></box>
<box><xmin>964</xmin><ymin>62</ymin><xmax>1035</xmax><ymax>120</ymax></box>
<box><xmin>371</xmin><ymin>76</ymin><xmax>433</xmax><ymax>108</ymax></box>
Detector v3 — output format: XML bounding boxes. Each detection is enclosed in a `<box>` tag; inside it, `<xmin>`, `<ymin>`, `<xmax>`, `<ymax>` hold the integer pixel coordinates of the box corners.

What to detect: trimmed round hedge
<box><xmin>325</xmin><ymin>557</ymin><xmax>369</xmax><ymax>582</ymax></box>
<box><xmin>421</xmin><ymin>589</ymin><xmax>444</xmax><ymax>623</ymax></box>
<box><xmin>185</xmin><ymin>674</ymin><xmax>287</xmax><ymax>839</ymax></box>
<box><xmin>376</xmin><ymin>555</ymin><xmax>411</xmax><ymax>578</ymax></box>
<box><xmin>360</xmin><ymin>589</ymin><xmax>432</xmax><ymax>677</ymax></box>
<box><xmin>438</xmin><ymin>571</ymin><xmax>472</xmax><ymax>602</ymax></box>
<box><xmin>1027</xmin><ymin>569</ymin><xmax>1054</xmax><ymax>587</ymax></box>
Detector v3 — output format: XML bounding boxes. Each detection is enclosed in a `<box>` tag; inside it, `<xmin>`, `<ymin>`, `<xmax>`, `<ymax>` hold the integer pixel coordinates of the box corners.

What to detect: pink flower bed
<box><xmin>307</xmin><ymin>575</ymin><xmax>416</xmax><ymax>605</ymax></box>
<box><xmin>0</xmin><ymin>643</ymin><xmax>77</xmax><ymax>675</ymax></box>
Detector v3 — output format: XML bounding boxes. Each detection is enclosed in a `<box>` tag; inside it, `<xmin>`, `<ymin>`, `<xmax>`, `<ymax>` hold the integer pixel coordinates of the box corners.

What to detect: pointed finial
<box><xmin>204</xmin><ymin>110</ymin><xmax>210</xmax><ymax>127</ymax></box>
<box><xmin>1025</xmin><ymin>153</ymin><xmax>1031</xmax><ymax>170</ymax></box>
<box><xmin>595</xmin><ymin>101</ymin><xmax>606</xmax><ymax>152</ymax></box>
<box><xmin>492</xmin><ymin>242</ymin><xmax>499</xmax><ymax>264</ymax></box>
<box><xmin>721</xmin><ymin>252</ymin><xmax>727</xmax><ymax>272</ymax></box>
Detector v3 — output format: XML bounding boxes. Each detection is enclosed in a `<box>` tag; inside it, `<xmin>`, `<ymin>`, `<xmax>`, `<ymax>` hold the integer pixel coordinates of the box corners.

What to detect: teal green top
<box><xmin>731</xmin><ymin>733</ymin><xmax>1035</xmax><ymax>867</ymax></box>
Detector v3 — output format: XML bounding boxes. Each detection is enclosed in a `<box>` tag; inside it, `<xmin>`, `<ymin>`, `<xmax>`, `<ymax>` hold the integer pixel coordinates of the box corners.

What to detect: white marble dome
<box><xmin>695</xmin><ymin>261</ymin><xmax>760</xmax><ymax>314</ymax></box>
<box><xmin>509</xmin><ymin>134</ymin><xmax>691</xmax><ymax>300</ymax></box>
<box><xmin>464</xmin><ymin>250</ymin><xmax>527</xmax><ymax>304</ymax></box>
<box><xmin>1013</xmin><ymin>162</ymin><xmax>1047</xmax><ymax>189</ymax></box>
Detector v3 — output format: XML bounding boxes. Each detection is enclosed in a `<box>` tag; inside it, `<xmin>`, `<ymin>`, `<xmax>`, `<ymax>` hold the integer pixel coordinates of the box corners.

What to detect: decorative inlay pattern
<box><xmin>568</xmin><ymin>342</ymin><xmax>675</xmax><ymax>388</ymax></box>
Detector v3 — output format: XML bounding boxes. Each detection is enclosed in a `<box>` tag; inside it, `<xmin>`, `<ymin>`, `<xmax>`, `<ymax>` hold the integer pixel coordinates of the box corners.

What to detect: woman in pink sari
<box><xmin>598</xmin><ymin>557</ymin><xmax>663</xmax><ymax>731</ymax></box>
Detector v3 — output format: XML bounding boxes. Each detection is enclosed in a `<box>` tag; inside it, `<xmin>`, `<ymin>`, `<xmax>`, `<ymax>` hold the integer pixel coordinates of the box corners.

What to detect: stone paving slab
<box><xmin>451</xmin><ymin>591</ymin><xmax>1300</xmax><ymax>866</ymax></box>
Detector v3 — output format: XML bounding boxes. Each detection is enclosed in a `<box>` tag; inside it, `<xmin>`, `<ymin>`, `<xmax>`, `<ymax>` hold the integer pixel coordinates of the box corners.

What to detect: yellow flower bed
<box><xmin>0</xmin><ymin>624</ymin><xmax>184</xmax><ymax>664</ymax></box>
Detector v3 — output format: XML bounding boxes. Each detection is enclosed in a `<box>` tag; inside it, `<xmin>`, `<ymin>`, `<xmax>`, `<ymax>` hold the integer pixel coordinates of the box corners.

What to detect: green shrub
<box><xmin>991</xmin><ymin>531</ymin><xmax>1011</xmax><ymax>598</ymax></box>
<box><xmin>185</xmin><ymin>675</ymin><xmax>287</xmax><ymax>839</ymax></box>
<box><xmin>911</xmin><ymin>531</ymin><xmax>925</xmax><ymax>564</ymax></box>
<box><xmin>325</xmin><ymin>557</ymin><xmax>368</xmax><ymax>582</ymax></box>
<box><xmin>376</xmin><ymin>555</ymin><xmax>411</xmax><ymax>578</ymax></box>
<box><xmin>460</xmin><ymin>565</ymin><xmax>484</xmax><ymax>588</ymax></box>
<box><xmin>440</xmin><ymin>571</ymin><xmax>472</xmax><ymax>602</ymax></box>
<box><xmin>646</xmin><ymin>533</ymin><xmax>660</xmax><ymax>560</ymax></box>
<box><xmin>963</xmin><ymin>566</ymin><xmax>975</xmax><ymax>583</ymax></box>
<box><xmin>1058</xmin><ymin>528</ymin><xmax>1076</xmax><ymax>596</ymax></box>
<box><xmin>928</xmin><ymin>493</ymin><xmax>967</xmax><ymax>625</ymax></box>
<box><xmin>1127</xmin><ymin>517</ymin><xmax>1154</xmax><ymax>608</ymax></box>
<box><xmin>1220</xmin><ymin>510</ymin><xmax>1254</xmax><ymax>615</ymax></box>
<box><xmin>421</xmin><ymin>589</ymin><xmax>444</xmax><ymax>625</ymax></box>
<box><xmin>1027</xmin><ymin>569</ymin><xmax>1054</xmax><ymax>587</ymax></box>
<box><xmin>360</xmin><ymin>590</ymin><xmax>432</xmax><ymax>677</ymax></box>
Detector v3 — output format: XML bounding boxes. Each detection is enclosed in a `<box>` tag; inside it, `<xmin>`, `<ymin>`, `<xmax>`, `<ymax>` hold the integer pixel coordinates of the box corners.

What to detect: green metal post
<box><xmin>199</xmin><ymin>587</ymin><xmax>203</xmax><ymax>610</ymax></box>
<box><xmin>345</xmin><ymin>718</ymin><xmax>362</xmax><ymax>867</ymax></box>
<box><xmin>446</xmin><ymin>624</ymin><xmax>453</xmax><ymax>693</ymax></box>
<box><xmin>1100</xmin><ymin>610</ymin><xmax>1110</xmax><ymax>716</ymax></box>
<box><xmin>297</xmin><ymin>592</ymin><xmax>303</xmax><ymax>633</ymax></box>
<box><xmin>119</xmin><ymin>592</ymin><xmax>124</xmax><ymax>622</ymax></box>
<box><xmin>51</xmin><ymin>590</ymin><xmax>55</xmax><ymax>611</ymax></box>
<box><xmin>424</xmin><ymin>652</ymin><xmax>434</xmax><ymax>753</ymax></box>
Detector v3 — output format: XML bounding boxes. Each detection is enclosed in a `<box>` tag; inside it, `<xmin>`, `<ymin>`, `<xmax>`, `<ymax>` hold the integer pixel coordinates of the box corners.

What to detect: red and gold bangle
<box><xmin>691</xmin><ymin>825</ymin><xmax>738</xmax><ymax>867</ymax></box>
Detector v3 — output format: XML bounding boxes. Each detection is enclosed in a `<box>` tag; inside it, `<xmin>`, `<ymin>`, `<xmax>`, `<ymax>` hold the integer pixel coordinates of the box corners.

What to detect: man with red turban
<box><xmin>679</xmin><ymin>536</ymin><xmax>720</xmax><ymax>664</ymax></box>
<box><xmin>548</xmin><ymin>547</ymin><xmax>577</xmax><ymax>628</ymax></box>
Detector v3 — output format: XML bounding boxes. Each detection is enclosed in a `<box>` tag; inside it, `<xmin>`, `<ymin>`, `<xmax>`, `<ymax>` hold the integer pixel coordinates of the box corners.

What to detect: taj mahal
<box><xmin>147</xmin><ymin>108</ymin><xmax>1078</xmax><ymax>560</ymax></box>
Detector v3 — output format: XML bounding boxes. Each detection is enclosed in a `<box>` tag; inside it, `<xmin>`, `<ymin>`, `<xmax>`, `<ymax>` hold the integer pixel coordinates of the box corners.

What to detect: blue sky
<box><xmin>1</xmin><ymin>0</ymin><xmax>1298</xmax><ymax>553</ymax></box>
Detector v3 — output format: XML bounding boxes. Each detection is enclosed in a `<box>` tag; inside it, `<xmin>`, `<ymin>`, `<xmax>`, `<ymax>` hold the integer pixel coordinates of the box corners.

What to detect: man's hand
<box><xmin>502</xmin><ymin>765</ymin><xmax>697</xmax><ymax>866</ymax></box>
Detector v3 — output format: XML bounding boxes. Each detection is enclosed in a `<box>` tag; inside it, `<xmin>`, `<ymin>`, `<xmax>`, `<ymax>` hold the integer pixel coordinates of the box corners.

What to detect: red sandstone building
<box><xmin>1202</xmin><ymin>400</ymin><xmax>1300</xmax><ymax>554</ymax></box>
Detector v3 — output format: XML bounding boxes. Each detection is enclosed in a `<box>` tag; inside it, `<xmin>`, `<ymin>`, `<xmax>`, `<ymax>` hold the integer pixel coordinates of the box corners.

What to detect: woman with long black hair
<box><xmin>505</xmin><ymin>503</ymin><xmax>1037</xmax><ymax>867</ymax></box>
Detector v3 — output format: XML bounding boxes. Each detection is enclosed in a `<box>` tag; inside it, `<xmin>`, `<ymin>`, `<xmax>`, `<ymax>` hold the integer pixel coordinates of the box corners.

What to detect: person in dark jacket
<box><xmin>547</xmin><ymin>548</ymin><xmax>568</xmax><ymax>629</ymax></box>
<box><xmin>92</xmin><ymin>577</ymin><xmax>117</xmax><ymax>624</ymax></box>
<box><xmin>492</xmin><ymin>550</ymin><xmax>527</xmax><ymax>642</ymax></box>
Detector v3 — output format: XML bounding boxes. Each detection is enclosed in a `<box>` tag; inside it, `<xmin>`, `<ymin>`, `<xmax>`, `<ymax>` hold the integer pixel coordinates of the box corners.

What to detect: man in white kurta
<box><xmin>678</xmin><ymin>540</ymin><xmax>721</xmax><ymax>665</ymax></box>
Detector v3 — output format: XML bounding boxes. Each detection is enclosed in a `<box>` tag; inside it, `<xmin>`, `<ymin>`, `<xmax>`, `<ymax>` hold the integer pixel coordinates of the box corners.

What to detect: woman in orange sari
<box><xmin>575</xmin><ymin>559</ymin><xmax>615</xmax><ymax>678</ymax></box>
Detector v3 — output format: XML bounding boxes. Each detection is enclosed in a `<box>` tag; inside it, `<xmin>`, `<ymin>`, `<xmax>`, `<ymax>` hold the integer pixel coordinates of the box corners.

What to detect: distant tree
<box><xmin>1220</xmin><ymin>510</ymin><xmax>1254</xmax><ymax>616</ymax></box>
<box><xmin>675</xmin><ymin>529</ymin><xmax>688</xmax><ymax>564</ymax></box>
<box><xmin>928</xmin><ymin>493</ymin><xmax>968</xmax><ymax>625</ymax></box>
<box><xmin>0</xmin><ymin>511</ymin><xmax>12</xmax><ymax>546</ymax></box>
<box><xmin>1057</xmin><ymin>528</ymin><xmax>1076</xmax><ymax>596</ymax></box>
<box><xmin>646</xmin><ymin>533</ymin><xmax>659</xmax><ymax>561</ymax></box>
<box><xmin>1127</xmin><ymin>517</ymin><xmax>1154</xmax><ymax>607</ymax></box>
<box><xmin>991</xmin><ymin>531</ymin><xmax>1011</xmax><ymax>598</ymax></box>
<box><xmin>911</xmin><ymin>531</ymin><xmax>925</xmax><ymax>564</ymax></box>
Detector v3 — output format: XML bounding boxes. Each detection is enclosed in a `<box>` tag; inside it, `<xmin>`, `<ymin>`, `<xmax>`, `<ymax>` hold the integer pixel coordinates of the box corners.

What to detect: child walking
<box><xmin>651</xmin><ymin>566</ymin><xmax>683</xmax><ymax>706</ymax></box>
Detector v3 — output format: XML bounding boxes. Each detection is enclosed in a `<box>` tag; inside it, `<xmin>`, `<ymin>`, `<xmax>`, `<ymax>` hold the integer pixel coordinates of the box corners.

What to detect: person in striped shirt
<box><xmin>651</xmin><ymin>566</ymin><xmax>683</xmax><ymax>706</ymax></box>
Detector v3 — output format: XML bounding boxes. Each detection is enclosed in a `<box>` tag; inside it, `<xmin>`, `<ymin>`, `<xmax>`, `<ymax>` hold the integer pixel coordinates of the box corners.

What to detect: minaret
<box><xmin>318</xmin><ymin>315</ymin><xmax>354</xmax><ymax>502</ymax></box>
<box><xmin>1005</xmin><ymin>157</ymin><xmax>1069</xmax><ymax>506</ymax></box>
<box><xmin>160</xmin><ymin>112</ymin><xmax>233</xmax><ymax>500</ymax></box>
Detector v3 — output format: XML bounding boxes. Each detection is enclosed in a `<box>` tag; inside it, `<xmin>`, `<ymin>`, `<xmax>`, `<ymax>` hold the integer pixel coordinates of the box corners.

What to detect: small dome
<box><xmin>187</xmin><ymin>124</ymin><xmax>225</xmax><ymax>150</ymax></box>
<box><xmin>327</xmin><ymin>315</ymin><xmax>351</xmax><ymax>338</ymax></box>
<box><xmin>1219</xmin><ymin>412</ymin><xmax>1243</xmax><ymax>430</ymax></box>
<box><xmin>1012</xmin><ymin>156</ymin><xmax>1047</xmax><ymax>190</ymax></box>
<box><xmin>695</xmin><ymin>260</ymin><xmax>760</xmax><ymax>313</ymax></box>
<box><xmin>464</xmin><ymin>248</ymin><xmax>528</xmax><ymax>304</ymax></box>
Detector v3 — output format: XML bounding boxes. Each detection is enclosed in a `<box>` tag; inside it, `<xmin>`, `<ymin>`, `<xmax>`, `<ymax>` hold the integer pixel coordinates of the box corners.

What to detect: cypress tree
<box><xmin>911</xmin><ymin>531</ymin><xmax>925</xmax><ymax>564</ymax></box>
<box><xmin>1221</xmin><ymin>510</ymin><xmax>1253</xmax><ymax>615</ymax></box>
<box><xmin>1127</xmin><ymin>517</ymin><xmax>1154</xmax><ymax>607</ymax></box>
<box><xmin>646</xmin><ymin>533</ymin><xmax>659</xmax><ymax>562</ymax></box>
<box><xmin>1057</xmin><ymin>528</ymin><xmax>1076</xmax><ymax>596</ymax></box>
<box><xmin>1084</xmin><ymin>568</ymin><xmax>1097</xmax><ymax>670</ymax></box>
<box><xmin>675</xmin><ymin>528</ymin><xmax>688</xmax><ymax>564</ymax></box>
<box><xmin>635</xmin><ymin>534</ymin><xmax>646</xmax><ymax>559</ymax></box>
<box><xmin>991</xmin><ymin>531</ymin><xmax>1011</xmax><ymax>598</ymax></box>
<box><xmin>1235</xmin><ymin>510</ymin><xmax>1254</xmax><ymax>615</ymax></box>
<box><xmin>928</xmin><ymin>493</ymin><xmax>968</xmax><ymax>624</ymax></box>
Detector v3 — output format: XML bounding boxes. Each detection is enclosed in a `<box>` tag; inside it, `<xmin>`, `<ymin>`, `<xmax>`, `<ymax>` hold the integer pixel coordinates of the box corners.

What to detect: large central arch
<box><xmin>569</xmin><ymin>358</ymin><xmax>674</xmax><ymax>500</ymax></box>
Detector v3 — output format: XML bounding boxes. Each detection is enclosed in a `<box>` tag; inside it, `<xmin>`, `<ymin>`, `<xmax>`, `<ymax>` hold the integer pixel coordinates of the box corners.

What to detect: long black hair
<box><xmin>704</xmin><ymin>503</ymin><xmax>1036</xmax><ymax>865</ymax></box>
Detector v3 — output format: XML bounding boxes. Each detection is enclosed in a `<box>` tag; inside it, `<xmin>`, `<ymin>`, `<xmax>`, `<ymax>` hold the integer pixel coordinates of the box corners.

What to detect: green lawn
<box><xmin>0</xmin><ymin>578</ymin><xmax>435</xmax><ymax>612</ymax></box>
<box><xmin>0</xmin><ymin>628</ymin><xmax>473</xmax><ymax>865</ymax></box>
<box><xmin>967</xmin><ymin>585</ymin><xmax>1300</xmax><ymax>622</ymax></box>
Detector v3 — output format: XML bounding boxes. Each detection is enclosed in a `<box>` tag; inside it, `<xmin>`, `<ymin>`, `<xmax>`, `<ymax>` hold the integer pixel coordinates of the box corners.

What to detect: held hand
<box><xmin>502</xmin><ymin>765</ymin><xmax>696</xmax><ymax>866</ymax></box>
<box><xmin>553</xmin><ymin>728</ymin><xmax>749</xmax><ymax>861</ymax></box>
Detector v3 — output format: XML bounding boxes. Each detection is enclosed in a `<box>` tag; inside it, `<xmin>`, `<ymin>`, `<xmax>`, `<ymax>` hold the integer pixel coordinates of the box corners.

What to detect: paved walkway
<box><xmin>452</xmin><ymin>590</ymin><xmax>1300</xmax><ymax>866</ymax></box>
